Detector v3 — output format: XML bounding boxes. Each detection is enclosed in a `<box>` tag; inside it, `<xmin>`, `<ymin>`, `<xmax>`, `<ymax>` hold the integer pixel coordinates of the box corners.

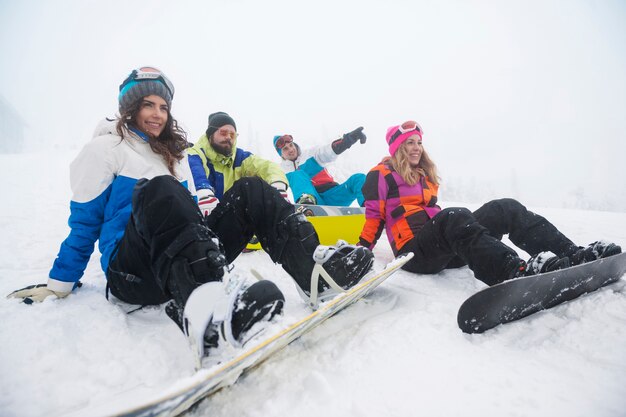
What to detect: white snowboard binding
<box><xmin>297</xmin><ymin>240</ymin><xmax>374</xmax><ymax>309</ymax></box>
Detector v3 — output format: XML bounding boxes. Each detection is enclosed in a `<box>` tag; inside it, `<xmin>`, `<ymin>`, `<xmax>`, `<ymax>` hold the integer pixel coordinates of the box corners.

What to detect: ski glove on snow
<box><xmin>332</xmin><ymin>126</ymin><xmax>366</xmax><ymax>155</ymax></box>
<box><xmin>7</xmin><ymin>283</ymin><xmax>72</xmax><ymax>304</ymax></box>
<box><xmin>197</xmin><ymin>188</ymin><xmax>219</xmax><ymax>217</ymax></box>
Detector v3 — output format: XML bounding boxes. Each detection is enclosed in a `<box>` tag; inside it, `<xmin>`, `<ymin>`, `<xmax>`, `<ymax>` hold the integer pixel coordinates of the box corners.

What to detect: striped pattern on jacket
<box><xmin>359</xmin><ymin>162</ymin><xmax>441</xmax><ymax>255</ymax></box>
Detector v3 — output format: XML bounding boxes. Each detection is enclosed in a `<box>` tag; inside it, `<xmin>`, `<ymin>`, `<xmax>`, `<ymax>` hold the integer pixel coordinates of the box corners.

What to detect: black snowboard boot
<box><xmin>504</xmin><ymin>251</ymin><xmax>570</xmax><ymax>282</ymax></box>
<box><xmin>230</xmin><ymin>280</ymin><xmax>285</xmax><ymax>342</ymax></box>
<box><xmin>569</xmin><ymin>241</ymin><xmax>622</xmax><ymax>266</ymax></box>
<box><xmin>523</xmin><ymin>251</ymin><xmax>570</xmax><ymax>276</ymax></box>
<box><xmin>164</xmin><ymin>232</ymin><xmax>284</xmax><ymax>362</ymax></box>
<box><xmin>167</xmin><ymin>275</ymin><xmax>284</xmax><ymax>363</ymax></box>
<box><xmin>275</xmin><ymin>213</ymin><xmax>374</xmax><ymax>308</ymax></box>
<box><xmin>299</xmin><ymin>240</ymin><xmax>374</xmax><ymax>308</ymax></box>
<box><xmin>313</xmin><ymin>241</ymin><xmax>374</xmax><ymax>291</ymax></box>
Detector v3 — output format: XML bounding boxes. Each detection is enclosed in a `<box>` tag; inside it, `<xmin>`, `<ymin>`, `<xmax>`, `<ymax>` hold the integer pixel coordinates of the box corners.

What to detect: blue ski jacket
<box><xmin>46</xmin><ymin>119</ymin><xmax>195</xmax><ymax>293</ymax></box>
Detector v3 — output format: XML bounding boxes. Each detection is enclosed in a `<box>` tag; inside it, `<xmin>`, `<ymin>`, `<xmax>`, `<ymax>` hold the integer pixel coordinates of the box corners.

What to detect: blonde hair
<box><xmin>383</xmin><ymin>141</ymin><xmax>440</xmax><ymax>186</ymax></box>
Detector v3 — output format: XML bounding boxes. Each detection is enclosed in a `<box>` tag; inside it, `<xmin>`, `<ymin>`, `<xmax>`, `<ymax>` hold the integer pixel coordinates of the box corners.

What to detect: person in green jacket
<box><xmin>188</xmin><ymin>112</ymin><xmax>290</xmax><ymax>215</ymax></box>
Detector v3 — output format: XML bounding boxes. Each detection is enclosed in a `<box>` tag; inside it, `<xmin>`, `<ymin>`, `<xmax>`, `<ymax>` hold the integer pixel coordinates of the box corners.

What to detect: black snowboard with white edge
<box><xmin>458</xmin><ymin>252</ymin><xmax>626</xmax><ymax>333</ymax></box>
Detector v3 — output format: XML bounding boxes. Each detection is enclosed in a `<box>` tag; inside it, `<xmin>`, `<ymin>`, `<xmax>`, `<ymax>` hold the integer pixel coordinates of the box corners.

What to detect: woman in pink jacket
<box><xmin>359</xmin><ymin>121</ymin><xmax>621</xmax><ymax>285</ymax></box>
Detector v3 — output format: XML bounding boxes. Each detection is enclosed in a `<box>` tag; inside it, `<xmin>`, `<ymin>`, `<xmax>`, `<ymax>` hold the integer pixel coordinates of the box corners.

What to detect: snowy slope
<box><xmin>0</xmin><ymin>152</ymin><xmax>625</xmax><ymax>417</ymax></box>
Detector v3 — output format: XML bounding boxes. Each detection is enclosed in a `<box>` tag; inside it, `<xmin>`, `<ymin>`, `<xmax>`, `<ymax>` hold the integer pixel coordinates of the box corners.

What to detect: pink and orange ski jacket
<box><xmin>359</xmin><ymin>162</ymin><xmax>441</xmax><ymax>255</ymax></box>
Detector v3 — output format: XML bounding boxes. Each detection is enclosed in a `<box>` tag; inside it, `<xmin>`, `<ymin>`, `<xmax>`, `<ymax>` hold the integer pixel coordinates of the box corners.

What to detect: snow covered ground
<box><xmin>1</xmin><ymin>152</ymin><xmax>625</xmax><ymax>417</ymax></box>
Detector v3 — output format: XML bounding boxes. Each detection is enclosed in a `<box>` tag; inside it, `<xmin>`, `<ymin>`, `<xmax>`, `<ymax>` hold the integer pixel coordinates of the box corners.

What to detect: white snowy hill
<box><xmin>1</xmin><ymin>152</ymin><xmax>624</xmax><ymax>417</ymax></box>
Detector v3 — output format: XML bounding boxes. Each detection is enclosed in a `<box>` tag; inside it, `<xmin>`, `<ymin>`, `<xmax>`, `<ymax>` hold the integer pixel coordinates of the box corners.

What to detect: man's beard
<box><xmin>210</xmin><ymin>139</ymin><xmax>233</xmax><ymax>156</ymax></box>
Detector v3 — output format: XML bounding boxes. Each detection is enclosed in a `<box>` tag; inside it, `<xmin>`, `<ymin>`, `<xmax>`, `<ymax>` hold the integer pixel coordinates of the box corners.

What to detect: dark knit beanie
<box><xmin>206</xmin><ymin>112</ymin><xmax>237</xmax><ymax>138</ymax></box>
<box><xmin>118</xmin><ymin>70</ymin><xmax>173</xmax><ymax>113</ymax></box>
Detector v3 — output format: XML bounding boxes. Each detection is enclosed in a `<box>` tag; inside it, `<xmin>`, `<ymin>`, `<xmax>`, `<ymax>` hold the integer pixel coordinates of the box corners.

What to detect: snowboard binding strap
<box><xmin>299</xmin><ymin>263</ymin><xmax>348</xmax><ymax>310</ymax></box>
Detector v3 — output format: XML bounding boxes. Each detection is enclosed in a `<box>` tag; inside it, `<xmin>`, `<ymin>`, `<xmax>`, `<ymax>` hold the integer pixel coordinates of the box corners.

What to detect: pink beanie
<box><xmin>386</xmin><ymin>121</ymin><xmax>423</xmax><ymax>156</ymax></box>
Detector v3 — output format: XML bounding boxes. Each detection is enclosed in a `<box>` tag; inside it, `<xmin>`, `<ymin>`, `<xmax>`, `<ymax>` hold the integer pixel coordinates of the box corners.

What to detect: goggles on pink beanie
<box><xmin>386</xmin><ymin>120</ymin><xmax>423</xmax><ymax>156</ymax></box>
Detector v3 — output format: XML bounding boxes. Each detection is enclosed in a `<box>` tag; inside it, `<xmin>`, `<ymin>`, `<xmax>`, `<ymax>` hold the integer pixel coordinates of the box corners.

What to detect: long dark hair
<box><xmin>116</xmin><ymin>99</ymin><xmax>188</xmax><ymax>176</ymax></box>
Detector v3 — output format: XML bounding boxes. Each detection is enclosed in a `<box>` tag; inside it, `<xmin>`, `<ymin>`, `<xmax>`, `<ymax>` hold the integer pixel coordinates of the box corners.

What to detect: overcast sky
<box><xmin>1</xmin><ymin>0</ymin><xmax>625</xmax><ymax>211</ymax></box>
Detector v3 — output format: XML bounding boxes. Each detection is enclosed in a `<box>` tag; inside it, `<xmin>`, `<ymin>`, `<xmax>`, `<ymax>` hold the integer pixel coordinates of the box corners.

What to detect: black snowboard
<box><xmin>457</xmin><ymin>252</ymin><xmax>626</xmax><ymax>334</ymax></box>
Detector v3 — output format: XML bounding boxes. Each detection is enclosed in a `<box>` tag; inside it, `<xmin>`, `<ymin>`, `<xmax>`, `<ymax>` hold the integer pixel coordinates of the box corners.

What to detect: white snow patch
<box><xmin>1</xmin><ymin>152</ymin><xmax>625</xmax><ymax>417</ymax></box>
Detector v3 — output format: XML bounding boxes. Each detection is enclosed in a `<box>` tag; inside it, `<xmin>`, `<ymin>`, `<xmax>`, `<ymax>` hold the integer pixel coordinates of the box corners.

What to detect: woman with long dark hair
<box><xmin>359</xmin><ymin>121</ymin><xmax>621</xmax><ymax>285</ymax></box>
<box><xmin>9</xmin><ymin>67</ymin><xmax>374</xmax><ymax>362</ymax></box>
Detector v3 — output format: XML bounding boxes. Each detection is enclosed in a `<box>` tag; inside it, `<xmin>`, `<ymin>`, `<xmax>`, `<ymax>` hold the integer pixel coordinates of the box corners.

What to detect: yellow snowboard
<box><xmin>245</xmin><ymin>205</ymin><xmax>365</xmax><ymax>251</ymax></box>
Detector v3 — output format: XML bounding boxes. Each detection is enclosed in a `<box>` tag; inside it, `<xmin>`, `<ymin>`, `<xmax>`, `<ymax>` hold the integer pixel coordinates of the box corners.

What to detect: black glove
<box><xmin>331</xmin><ymin>126</ymin><xmax>366</xmax><ymax>155</ymax></box>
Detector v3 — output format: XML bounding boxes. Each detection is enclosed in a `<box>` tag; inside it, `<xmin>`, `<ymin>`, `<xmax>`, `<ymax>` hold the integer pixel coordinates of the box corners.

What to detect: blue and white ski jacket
<box><xmin>279</xmin><ymin>143</ymin><xmax>339</xmax><ymax>197</ymax></box>
<box><xmin>279</xmin><ymin>143</ymin><xmax>338</xmax><ymax>176</ymax></box>
<box><xmin>47</xmin><ymin>119</ymin><xmax>195</xmax><ymax>293</ymax></box>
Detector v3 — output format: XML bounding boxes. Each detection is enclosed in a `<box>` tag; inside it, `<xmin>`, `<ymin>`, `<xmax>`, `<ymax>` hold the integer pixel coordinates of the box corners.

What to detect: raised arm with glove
<box><xmin>331</xmin><ymin>126</ymin><xmax>367</xmax><ymax>155</ymax></box>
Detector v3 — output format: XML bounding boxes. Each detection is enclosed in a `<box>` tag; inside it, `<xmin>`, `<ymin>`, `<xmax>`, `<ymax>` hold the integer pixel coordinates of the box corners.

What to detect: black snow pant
<box><xmin>106</xmin><ymin>175</ymin><xmax>319</xmax><ymax>306</ymax></box>
<box><xmin>398</xmin><ymin>198</ymin><xmax>579</xmax><ymax>286</ymax></box>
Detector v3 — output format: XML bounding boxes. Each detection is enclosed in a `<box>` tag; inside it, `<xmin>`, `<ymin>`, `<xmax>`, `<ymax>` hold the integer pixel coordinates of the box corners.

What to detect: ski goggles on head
<box><xmin>387</xmin><ymin>120</ymin><xmax>424</xmax><ymax>155</ymax></box>
<box><xmin>389</xmin><ymin>120</ymin><xmax>424</xmax><ymax>145</ymax></box>
<box><xmin>209</xmin><ymin>126</ymin><xmax>238</xmax><ymax>139</ymax></box>
<box><xmin>397</xmin><ymin>120</ymin><xmax>423</xmax><ymax>136</ymax></box>
<box><xmin>275</xmin><ymin>135</ymin><xmax>294</xmax><ymax>149</ymax></box>
<box><xmin>119</xmin><ymin>66</ymin><xmax>175</xmax><ymax>97</ymax></box>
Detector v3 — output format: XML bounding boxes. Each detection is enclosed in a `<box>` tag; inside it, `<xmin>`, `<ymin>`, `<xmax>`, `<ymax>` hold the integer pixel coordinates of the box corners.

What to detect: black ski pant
<box><xmin>206</xmin><ymin>176</ymin><xmax>319</xmax><ymax>293</ymax></box>
<box><xmin>106</xmin><ymin>175</ymin><xmax>319</xmax><ymax>305</ymax></box>
<box><xmin>398</xmin><ymin>198</ymin><xmax>578</xmax><ymax>285</ymax></box>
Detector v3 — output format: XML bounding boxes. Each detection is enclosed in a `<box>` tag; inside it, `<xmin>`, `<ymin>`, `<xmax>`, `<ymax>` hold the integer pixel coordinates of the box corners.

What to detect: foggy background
<box><xmin>1</xmin><ymin>0</ymin><xmax>624</xmax><ymax>211</ymax></box>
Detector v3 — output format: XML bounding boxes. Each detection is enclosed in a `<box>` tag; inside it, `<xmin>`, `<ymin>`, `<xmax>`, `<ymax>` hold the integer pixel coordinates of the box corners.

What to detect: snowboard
<box><xmin>110</xmin><ymin>253</ymin><xmax>413</xmax><ymax>417</ymax></box>
<box><xmin>245</xmin><ymin>204</ymin><xmax>366</xmax><ymax>251</ymax></box>
<box><xmin>457</xmin><ymin>252</ymin><xmax>626</xmax><ymax>334</ymax></box>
